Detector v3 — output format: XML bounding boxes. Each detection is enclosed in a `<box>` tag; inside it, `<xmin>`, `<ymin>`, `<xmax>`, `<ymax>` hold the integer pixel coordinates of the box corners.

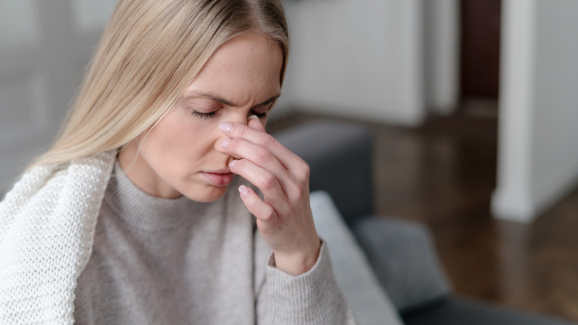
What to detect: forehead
<box><xmin>184</xmin><ymin>32</ymin><xmax>283</xmax><ymax>105</ymax></box>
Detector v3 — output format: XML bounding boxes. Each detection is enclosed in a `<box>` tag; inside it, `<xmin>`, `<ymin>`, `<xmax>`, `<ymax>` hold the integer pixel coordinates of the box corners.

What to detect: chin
<box><xmin>183</xmin><ymin>184</ymin><xmax>229</xmax><ymax>203</ymax></box>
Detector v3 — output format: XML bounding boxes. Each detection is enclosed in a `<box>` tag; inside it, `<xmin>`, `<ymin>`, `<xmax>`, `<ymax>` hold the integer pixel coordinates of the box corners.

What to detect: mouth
<box><xmin>200</xmin><ymin>170</ymin><xmax>234</xmax><ymax>186</ymax></box>
<box><xmin>205</xmin><ymin>169</ymin><xmax>232</xmax><ymax>174</ymax></box>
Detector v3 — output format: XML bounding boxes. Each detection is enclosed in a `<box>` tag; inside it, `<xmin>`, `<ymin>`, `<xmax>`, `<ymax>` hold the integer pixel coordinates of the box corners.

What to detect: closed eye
<box><xmin>192</xmin><ymin>110</ymin><xmax>217</xmax><ymax>119</ymax></box>
<box><xmin>191</xmin><ymin>109</ymin><xmax>268</xmax><ymax>120</ymax></box>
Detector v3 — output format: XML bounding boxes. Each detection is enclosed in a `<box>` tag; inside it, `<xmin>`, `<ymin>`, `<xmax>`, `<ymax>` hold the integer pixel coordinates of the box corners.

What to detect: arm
<box><xmin>221</xmin><ymin>117</ymin><xmax>357</xmax><ymax>323</ymax></box>
<box><xmin>219</xmin><ymin>116</ymin><xmax>320</xmax><ymax>276</ymax></box>
<box><xmin>254</xmin><ymin>231</ymin><xmax>357</xmax><ymax>325</ymax></box>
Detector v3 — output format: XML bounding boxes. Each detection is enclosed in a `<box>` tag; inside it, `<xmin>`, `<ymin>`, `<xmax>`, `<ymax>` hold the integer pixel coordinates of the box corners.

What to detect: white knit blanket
<box><xmin>0</xmin><ymin>151</ymin><xmax>116</xmax><ymax>325</ymax></box>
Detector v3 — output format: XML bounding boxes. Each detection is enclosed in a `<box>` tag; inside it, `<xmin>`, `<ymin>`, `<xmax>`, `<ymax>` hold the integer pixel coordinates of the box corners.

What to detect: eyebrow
<box><xmin>185</xmin><ymin>91</ymin><xmax>281</xmax><ymax>108</ymax></box>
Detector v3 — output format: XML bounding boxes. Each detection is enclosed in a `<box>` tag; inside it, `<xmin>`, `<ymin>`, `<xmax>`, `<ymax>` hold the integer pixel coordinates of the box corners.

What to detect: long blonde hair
<box><xmin>28</xmin><ymin>0</ymin><xmax>289</xmax><ymax>170</ymax></box>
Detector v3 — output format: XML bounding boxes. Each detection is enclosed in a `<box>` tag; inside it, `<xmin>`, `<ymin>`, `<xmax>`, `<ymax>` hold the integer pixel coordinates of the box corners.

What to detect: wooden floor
<box><xmin>268</xmin><ymin>110</ymin><xmax>578</xmax><ymax>322</ymax></box>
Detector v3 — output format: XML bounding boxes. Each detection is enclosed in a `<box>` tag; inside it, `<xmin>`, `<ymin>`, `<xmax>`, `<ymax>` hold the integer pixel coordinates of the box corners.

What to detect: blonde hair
<box><xmin>28</xmin><ymin>0</ymin><xmax>289</xmax><ymax>170</ymax></box>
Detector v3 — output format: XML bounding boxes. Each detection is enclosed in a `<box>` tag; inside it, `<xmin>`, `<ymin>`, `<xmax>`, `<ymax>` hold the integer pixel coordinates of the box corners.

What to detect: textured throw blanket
<box><xmin>0</xmin><ymin>151</ymin><xmax>116</xmax><ymax>325</ymax></box>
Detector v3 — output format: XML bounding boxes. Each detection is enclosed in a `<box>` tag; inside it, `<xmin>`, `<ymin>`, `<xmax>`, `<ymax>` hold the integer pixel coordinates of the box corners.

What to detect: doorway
<box><xmin>460</xmin><ymin>0</ymin><xmax>502</xmax><ymax>117</ymax></box>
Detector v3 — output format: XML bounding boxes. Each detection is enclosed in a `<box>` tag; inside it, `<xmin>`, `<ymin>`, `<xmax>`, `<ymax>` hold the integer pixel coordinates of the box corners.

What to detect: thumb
<box><xmin>248</xmin><ymin>115</ymin><xmax>266</xmax><ymax>133</ymax></box>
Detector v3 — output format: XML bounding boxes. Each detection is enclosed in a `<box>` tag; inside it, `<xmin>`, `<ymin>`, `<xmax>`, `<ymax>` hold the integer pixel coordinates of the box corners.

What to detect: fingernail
<box><xmin>238</xmin><ymin>185</ymin><xmax>249</xmax><ymax>196</ymax></box>
<box><xmin>221</xmin><ymin>138</ymin><xmax>231</xmax><ymax>148</ymax></box>
<box><xmin>220</xmin><ymin>122</ymin><xmax>233</xmax><ymax>132</ymax></box>
<box><xmin>229</xmin><ymin>160</ymin><xmax>237</xmax><ymax>168</ymax></box>
<box><xmin>248</xmin><ymin>115</ymin><xmax>259</xmax><ymax>121</ymax></box>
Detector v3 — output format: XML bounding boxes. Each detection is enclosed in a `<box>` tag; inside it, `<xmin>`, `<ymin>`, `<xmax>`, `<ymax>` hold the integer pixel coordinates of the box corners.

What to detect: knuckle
<box><xmin>259</xmin><ymin>173</ymin><xmax>276</xmax><ymax>190</ymax></box>
<box><xmin>297</xmin><ymin>160</ymin><xmax>310</xmax><ymax>180</ymax></box>
<box><xmin>254</xmin><ymin>148</ymin><xmax>272</xmax><ymax>165</ymax></box>
<box><xmin>261</xmin><ymin>206</ymin><xmax>275</xmax><ymax>221</ymax></box>
<box><xmin>258</xmin><ymin>134</ymin><xmax>277</xmax><ymax>149</ymax></box>
<box><xmin>302</xmin><ymin>162</ymin><xmax>310</xmax><ymax>177</ymax></box>
<box><xmin>294</xmin><ymin>184</ymin><xmax>305</xmax><ymax>198</ymax></box>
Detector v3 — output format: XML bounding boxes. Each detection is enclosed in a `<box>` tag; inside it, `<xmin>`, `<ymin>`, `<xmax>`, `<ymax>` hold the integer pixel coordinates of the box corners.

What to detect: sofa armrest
<box><xmin>310</xmin><ymin>191</ymin><xmax>403</xmax><ymax>325</ymax></box>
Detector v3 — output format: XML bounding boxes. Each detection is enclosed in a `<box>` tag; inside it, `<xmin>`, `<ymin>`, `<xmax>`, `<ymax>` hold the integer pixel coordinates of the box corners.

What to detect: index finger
<box><xmin>220</xmin><ymin>121</ymin><xmax>305</xmax><ymax>173</ymax></box>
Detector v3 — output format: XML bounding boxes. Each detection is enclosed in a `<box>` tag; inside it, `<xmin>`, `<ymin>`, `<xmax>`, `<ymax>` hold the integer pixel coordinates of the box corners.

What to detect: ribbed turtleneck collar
<box><xmin>103</xmin><ymin>160</ymin><xmax>205</xmax><ymax>231</ymax></box>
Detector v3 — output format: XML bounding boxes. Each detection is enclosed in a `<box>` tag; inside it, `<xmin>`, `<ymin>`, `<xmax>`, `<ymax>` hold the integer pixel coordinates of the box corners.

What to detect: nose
<box><xmin>215</xmin><ymin>114</ymin><xmax>250</xmax><ymax>152</ymax></box>
<box><xmin>227</xmin><ymin>113</ymin><xmax>251</xmax><ymax>127</ymax></box>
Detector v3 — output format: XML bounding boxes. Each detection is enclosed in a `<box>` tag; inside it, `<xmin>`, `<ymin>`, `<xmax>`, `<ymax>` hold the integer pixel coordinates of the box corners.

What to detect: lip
<box><xmin>201</xmin><ymin>171</ymin><xmax>234</xmax><ymax>186</ymax></box>
<box><xmin>205</xmin><ymin>169</ymin><xmax>232</xmax><ymax>174</ymax></box>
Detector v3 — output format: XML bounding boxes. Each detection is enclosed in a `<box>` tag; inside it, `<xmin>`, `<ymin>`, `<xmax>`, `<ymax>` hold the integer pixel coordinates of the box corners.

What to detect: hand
<box><xmin>219</xmin><ymin>117</ymin><xmax>321</xmax><ymax>276</ymax></box>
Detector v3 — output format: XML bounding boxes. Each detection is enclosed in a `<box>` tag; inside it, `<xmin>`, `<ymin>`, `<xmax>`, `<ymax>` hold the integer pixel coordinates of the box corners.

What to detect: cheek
<box><xmin>143</xmin><ymin>110</ymin><xmax>217</xmax><ymax>169</ymax></box>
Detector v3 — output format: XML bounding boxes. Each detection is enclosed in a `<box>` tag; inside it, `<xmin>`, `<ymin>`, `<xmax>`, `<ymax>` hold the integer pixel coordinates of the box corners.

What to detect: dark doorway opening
<box><xmin>460</xmin><ymin>0</ymin><xmax>502</xmax><ymax>99</ymax></box>
<box><xmin>460</xmin><ymin>0</ymin><xmax>502</xmax><ymax>118</ymax></box>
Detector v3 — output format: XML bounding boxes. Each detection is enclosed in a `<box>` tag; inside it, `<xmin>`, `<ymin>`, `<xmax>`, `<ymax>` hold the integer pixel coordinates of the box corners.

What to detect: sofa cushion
<box><xmin>275</xmin><ymin>121</ymin><xmax>373</xmax><ymax>225</ymax></box>
<box><xmin>354</xmin><ymin>217</ymin><xmax>452</xmax><ymax>313</ymax></box>
<box><xmin>310</xmin><ymin>191</ymin><xmax>402</xmax><ymax>325</ymax></box>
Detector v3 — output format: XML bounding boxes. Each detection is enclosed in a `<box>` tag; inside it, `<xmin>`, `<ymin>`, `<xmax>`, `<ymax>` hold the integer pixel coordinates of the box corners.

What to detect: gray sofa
<box><xmin>273</xmin><ymin>120</ymin><xmax>576</xmax><ymax>325</ymax></box>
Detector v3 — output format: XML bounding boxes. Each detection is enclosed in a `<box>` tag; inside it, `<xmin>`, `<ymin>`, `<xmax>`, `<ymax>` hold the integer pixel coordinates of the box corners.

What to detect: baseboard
<box><xmin>491</xmin><ymin>189</ymin><xmax>536</xmax><ymax>223</ymax></box>
<box><xmin>492</xmin><ymin>162</ymin><xmax>578</xmax><ymax>223</ymax></box>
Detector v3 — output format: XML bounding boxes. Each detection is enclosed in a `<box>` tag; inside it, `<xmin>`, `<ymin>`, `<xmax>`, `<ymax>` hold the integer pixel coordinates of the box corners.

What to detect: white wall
<box><xmin>0</xmin><ymin>0</ymin><xmax>116</xmax><ymax>195</ymax></box>
<box><xmin>276</xmin><ymin>0</ymin><xmax>426</xmax><ymax>126</ymax></box>
<box><xmin>423</xmin><ymin>0</ymin><xmax>460</xmax><ymax>115</ymax></box>
<box><xmin>492</xmin><ymin>0</ymin><xmax>578</xmax><ymax>223</ymax></box>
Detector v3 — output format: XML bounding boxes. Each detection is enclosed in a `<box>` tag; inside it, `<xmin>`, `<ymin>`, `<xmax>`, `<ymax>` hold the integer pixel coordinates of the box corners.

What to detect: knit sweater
<box><xmin>73</xmin><ymin>161</ymin><xmax>355</xmax><ymax>324</ymax></box>
<box><xmin>0</xmin><ymin>151</ymin><xmax>355</xmax><ymax>325</ymax></box>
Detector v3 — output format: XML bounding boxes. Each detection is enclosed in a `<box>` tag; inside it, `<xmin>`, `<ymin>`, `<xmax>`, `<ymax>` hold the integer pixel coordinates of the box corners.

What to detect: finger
<box><xmin>223</xmin><ymin>137</ymin><xmax>297</xmax><ymax>194</ymax></box>
<box><xmin>230</xmin><ymin>159</ymin><xmax>292</xmax><ymax>215</ymax></box>
<box><xmin>238</xmin><ymin>185</ymin><xmax>277</xmax><ymax>223</ymax></box>
<box><xmin>248</xmin><ymin>115</ymin><xmax>266</xmax><ymax>132</ymax></box>
<box><xmin>220</xmin><ymin>122</ymin><xmax>308</xmax><ymax>177</ymax></box>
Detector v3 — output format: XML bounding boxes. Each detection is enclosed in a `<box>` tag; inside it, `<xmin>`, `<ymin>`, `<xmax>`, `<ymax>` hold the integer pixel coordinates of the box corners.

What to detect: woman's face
<box><xmin>118</xmin><ymin>31</ymin><xmax>284</xmax><ymax>201</ymax></box>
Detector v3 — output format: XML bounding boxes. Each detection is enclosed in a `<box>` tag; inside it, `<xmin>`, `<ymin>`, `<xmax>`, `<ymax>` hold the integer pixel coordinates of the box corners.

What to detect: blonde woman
<box><xmin>0</xmin><ymin>0</ymin><xmax>358</xmax><ymax>324</ymax></box>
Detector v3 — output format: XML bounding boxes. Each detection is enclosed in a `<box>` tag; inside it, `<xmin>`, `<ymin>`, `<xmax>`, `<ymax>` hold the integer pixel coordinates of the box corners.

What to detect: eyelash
<box><xmin>191</xmin><ymin>110</ymin><xmax>268</xmax><ymax>120</ymax></box>
<box><xmin>191</xmin><ymin>110</ymin><xmax>217</xmax><ymax>119</ymax></box>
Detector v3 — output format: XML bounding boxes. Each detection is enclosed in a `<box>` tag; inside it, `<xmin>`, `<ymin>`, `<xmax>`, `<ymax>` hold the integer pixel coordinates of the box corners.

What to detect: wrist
<box><xmin>273</xmin><ymin>238</ymin><xmax>322</xmax><ymax>276</ymax></box>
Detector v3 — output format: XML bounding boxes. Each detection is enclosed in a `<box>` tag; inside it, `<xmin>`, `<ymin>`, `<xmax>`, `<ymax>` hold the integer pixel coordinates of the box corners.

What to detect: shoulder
<box><xmin>0</xmin><ymin>150</ymin><xmax>117</xmax><ymax>321</ymax></box>
<box><xmin>0</xmin><ymin>150</ymin><xmax>117</xmax><ymax>247</ymax></box>
<box><xmin>0</xmin><ymin>150</ymin><xmax>116</xmax><ymax>222</ymax></box>
<box><xmin>0</xmin><ymin>150</ymin><xmax>117</xmax><ymax>320</ymax></box>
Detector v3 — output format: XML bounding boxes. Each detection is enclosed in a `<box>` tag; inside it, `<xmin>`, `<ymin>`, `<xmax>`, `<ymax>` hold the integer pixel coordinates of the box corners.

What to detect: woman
<box><xmin>0</xmin><ymin>0</ymin><xmax>357</xmax><ymax>324</ymax></box>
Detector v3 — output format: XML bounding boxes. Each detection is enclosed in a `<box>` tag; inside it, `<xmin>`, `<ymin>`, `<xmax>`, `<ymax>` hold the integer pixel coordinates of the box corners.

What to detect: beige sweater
<box><xmin>73</xmin><ymin>161</ymin><xmax>356</xmax><ymax>324</ymax></box>
<box><xmin>0</xmin><ymin>151</ymin><xmax>356</xmax><ymax>325</ymax></box>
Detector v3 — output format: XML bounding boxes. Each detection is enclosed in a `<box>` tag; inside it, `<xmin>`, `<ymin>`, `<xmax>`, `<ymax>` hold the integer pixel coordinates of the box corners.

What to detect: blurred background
<box><xmin>1</xmin><ymin>0</ymin><xmax>578</xmax><ymax>321</ymax></box>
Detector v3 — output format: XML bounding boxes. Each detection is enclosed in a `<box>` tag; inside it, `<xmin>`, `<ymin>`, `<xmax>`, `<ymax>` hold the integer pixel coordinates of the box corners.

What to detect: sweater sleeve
<box><xmin>256</xmin><ymin>239</ymin><xmax>358</xmax><ymax>325</ymax></box>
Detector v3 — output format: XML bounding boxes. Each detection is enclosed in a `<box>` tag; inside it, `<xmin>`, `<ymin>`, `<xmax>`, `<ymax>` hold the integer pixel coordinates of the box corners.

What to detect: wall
<box><xmin>0</xmin><ymin>0</ymin><xmax>109</xmax><ymax>195</ymax></box>
<box><xmin>492</xmin><ymin>0</ymin><xmax>578</xmax><ymax>222</ymax></box>
<box><xmin>275</xmin><ymin>0</ymin><xmax>460</xmax><ymax>123</ymax></box>
<box><xmin>276</xmin><ymin>0</ymin><xmax>426</xmax><ymax>126</ymax></box>
<box><xmin>423</xmin><ymin>0</ymin><xmax>460</xmax><ymax>115</ymax></box>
